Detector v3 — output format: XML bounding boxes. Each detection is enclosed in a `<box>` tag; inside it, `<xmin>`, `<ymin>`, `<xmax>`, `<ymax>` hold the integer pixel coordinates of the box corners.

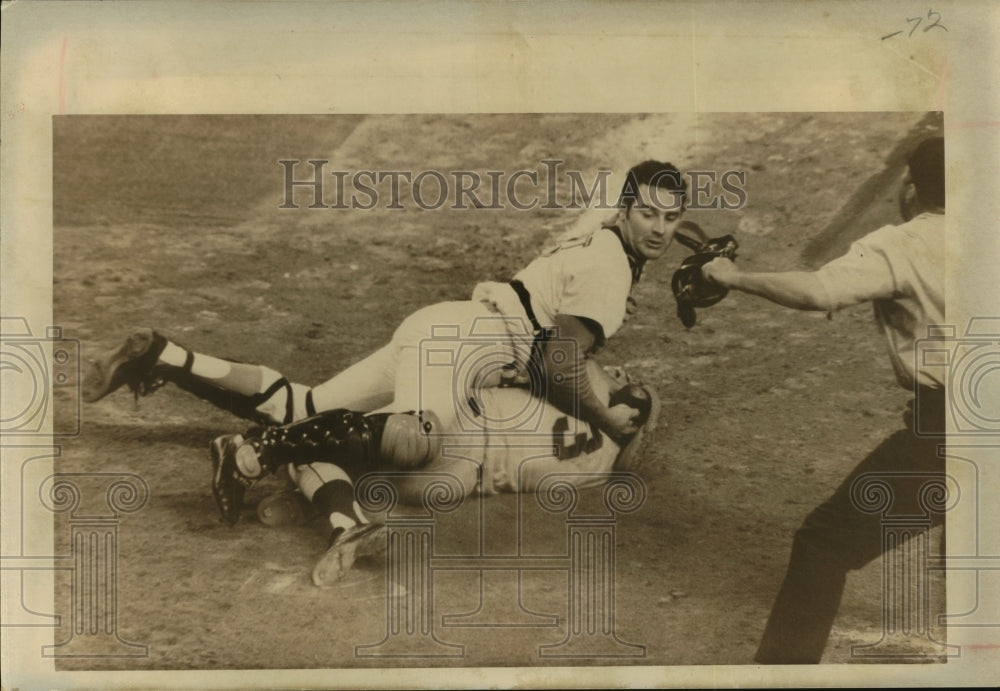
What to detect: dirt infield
<box><xmin>52</xmin><ymin>112</ymin><xmax>945</xmax><ymax>668</ymax></box>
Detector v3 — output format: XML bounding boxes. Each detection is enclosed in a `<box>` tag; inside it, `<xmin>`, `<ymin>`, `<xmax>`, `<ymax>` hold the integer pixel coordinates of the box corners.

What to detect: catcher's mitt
<box><xmin>671</xmin><ymin>221</ymin><xmax>739</xmax><ymax>328</ymax></box>
<box><xmin>609</xmin><ymin>383</ymin><xmax>655</xmax><ymax>429</ymax></box>
<box><xmin>609</xmin><ymin>381</ymin><xmax>661</xmax><ymax>472</ymax></box>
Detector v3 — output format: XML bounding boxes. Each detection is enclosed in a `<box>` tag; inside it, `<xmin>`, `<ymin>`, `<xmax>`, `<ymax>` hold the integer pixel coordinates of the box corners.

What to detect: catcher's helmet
<box><xmin>670</xmin><ymin>221</ymin><xmax>738</xmax><ymax>328</ymax></box>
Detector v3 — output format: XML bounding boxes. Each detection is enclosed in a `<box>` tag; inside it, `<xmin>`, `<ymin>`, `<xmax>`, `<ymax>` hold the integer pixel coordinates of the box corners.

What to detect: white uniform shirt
<box><xmin>511</xmin><ymin>227</ymin><xmax>634</xmax><ymax>343</ymax></box>
<box><xmin>463</xmin><ymin>227</ymin><xmax>639</xmax><ymax>493</ymax></box>
<box><xmin>813</xmin><ymin>212</ymin><xmax>945</xmax><ymax>390</ymax></box>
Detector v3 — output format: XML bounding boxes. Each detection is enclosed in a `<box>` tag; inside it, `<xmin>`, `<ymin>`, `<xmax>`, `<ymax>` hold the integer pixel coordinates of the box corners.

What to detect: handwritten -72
<box><xmin>882</xmin><ymin>9</ymin><xmax>947</xmax><ymax>40</ymax></box>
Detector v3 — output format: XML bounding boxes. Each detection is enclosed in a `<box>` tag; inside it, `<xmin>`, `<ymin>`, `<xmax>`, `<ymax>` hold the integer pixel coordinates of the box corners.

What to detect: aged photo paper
<box><xmin>2</xmin><ymin>1</ymin><xmax>998</xmax><ymax>688</ymax></box>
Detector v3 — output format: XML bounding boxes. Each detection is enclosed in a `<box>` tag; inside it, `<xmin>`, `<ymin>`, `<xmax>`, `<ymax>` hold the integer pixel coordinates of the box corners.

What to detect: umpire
<box><xmin>702</xmin><ymin>136</ymin><xmax>946</xmax><ymax>663</ymax></box>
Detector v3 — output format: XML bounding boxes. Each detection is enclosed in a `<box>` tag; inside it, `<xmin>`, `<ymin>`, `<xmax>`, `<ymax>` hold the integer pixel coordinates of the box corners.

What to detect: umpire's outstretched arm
<box><xmin>702</xmin><ymin>263</ymin><xmax>835</xmax><ymax>312</ymax></box>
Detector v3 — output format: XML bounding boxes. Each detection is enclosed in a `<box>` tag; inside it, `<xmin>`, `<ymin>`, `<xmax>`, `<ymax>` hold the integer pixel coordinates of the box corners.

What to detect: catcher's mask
<box><xmin>671</xmin><ymin>221</ymin><xmax>739</xmax><ymax>328</ymax></box>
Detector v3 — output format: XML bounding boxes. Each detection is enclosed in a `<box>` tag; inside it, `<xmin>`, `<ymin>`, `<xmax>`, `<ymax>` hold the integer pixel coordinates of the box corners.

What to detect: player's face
<box><xmin>618</xmin><ymin>183</ymin><xmax>684</xmax><ymax>261</ymax></box>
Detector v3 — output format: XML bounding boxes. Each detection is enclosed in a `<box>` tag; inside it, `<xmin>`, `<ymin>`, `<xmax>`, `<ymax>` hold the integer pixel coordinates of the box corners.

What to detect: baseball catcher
<box><xmin>83</xmin><ymin>159</ymin><xmax>682</xmax><ymax>586</ymax></box>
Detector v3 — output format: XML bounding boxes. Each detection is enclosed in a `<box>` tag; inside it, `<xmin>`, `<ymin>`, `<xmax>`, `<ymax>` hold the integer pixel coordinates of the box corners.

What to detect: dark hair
<box><xmin>618</xmin><ymin>160</ymin><xmax>687</xmax><ymax>212</ymax></box>
<box><xmin>908</xmin><ymin>136</ymin><xmax>944</xmax><ymax>209</ymax></box>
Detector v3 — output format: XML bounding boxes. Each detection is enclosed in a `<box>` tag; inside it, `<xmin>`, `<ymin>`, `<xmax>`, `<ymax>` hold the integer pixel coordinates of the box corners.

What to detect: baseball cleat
<box><xmin>82</xmin><ymin>328</ymin><xmax>167</xmax><ymax>402</ymax></box>
<box><xmin>613</xmin><ymin>385</ymin><xmax>662</xmax><ymax>472</ymax></box>
<box><xmin>312</xmin><ymin>522</ymin><xmax>387</xmax><ymax>587</ymax></box>
<box><xmin>257</xmin><ymin>489</ymin><xmax>313</xmax><ymax>527</ymax></box>
<box><xmin>210</xmin><ymin>433</ymin><xmax>257</xmax><ymax>525</ymax></box>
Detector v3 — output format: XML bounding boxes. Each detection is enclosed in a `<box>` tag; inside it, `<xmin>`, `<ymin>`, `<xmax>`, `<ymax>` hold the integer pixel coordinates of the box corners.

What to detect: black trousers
<box><xmin>754</xmin><ymin>391</ymin><xmax>946</xmax><ymax>664</ymax></box>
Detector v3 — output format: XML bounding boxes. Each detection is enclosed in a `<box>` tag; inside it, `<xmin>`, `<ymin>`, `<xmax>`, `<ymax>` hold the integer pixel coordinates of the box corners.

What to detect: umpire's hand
<box><xmin>702</xmin><ymin>257</ymin><xmax>740</xmax><ymax>287</ymax></box>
